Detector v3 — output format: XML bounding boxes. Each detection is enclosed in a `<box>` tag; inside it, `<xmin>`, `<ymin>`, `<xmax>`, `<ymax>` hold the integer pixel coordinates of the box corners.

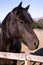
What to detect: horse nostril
<box><xmin>34</xmin><ymin>41</ymin><xmax>39</xmax><ymax>49</ymax></box>
<box><xmin>34</xmin><ymin>42</ymin><xmax>36</xmax><ymax>47</ymax></box>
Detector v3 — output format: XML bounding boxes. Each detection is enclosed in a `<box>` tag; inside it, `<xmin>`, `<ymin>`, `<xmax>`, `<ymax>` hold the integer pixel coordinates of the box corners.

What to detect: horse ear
<box><xmin>25</xmin><ymin>4</ymin><xmax>30</xmax><ymax>11</ymax></box>
<box><xmin>18</xmin><ymin>1</ymin><xmax>22</xmax><ymax>8</ymax></box>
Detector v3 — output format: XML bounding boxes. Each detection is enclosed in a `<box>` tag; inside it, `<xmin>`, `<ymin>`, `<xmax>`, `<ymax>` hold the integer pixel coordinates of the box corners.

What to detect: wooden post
<box><xmin>25</xmin><ymin>60</ymin><xmax>30</xmax><ymax>65</ymax></box>
<box><xmin>25</xmin><ymin>53</ymin><xmax>30</xmax><ymax>65</ymax></box>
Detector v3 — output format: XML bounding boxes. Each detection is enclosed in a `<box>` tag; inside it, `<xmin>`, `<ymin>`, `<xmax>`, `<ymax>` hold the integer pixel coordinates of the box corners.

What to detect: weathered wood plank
<box><xmin>0</xmin><ymin>52</ymin><xmax>25</xmax><ymax>60</ymax></box>
<box><xmin>27</xmin><ymin>53</ymin><xmax>43</xmax><ymax>62</ymax></box>
<box><xmin>0</xmin><ymin>52</ymin><xmax>43</xmax><ymax>62</ymax></box>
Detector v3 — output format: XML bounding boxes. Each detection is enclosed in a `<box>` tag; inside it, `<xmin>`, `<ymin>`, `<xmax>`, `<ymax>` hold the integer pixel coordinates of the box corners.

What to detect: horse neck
<box><xmin>0</xmin><ymin>31</ymin><xmax>7</xmax><ymax>51</ymax></box>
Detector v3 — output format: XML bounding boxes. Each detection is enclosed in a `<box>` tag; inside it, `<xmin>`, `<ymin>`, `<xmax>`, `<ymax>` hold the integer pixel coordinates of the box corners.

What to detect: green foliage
<box><xmin>31</xmin><ymin>22</ymin><xmax>39</xmax><ymax>29</ymax></box>
<box><xmin>31</xmin><ymin>21</ymin><xmax>43</xmax><ymax>29</ymax></box>
<box><xmin>37</xmin><ymin>23</ymin><xmax>43</xmax><ymax>29</ymax></box>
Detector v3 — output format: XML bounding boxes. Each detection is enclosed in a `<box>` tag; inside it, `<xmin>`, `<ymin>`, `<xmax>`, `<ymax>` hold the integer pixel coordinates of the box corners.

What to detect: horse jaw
<box><xmin>16</xmin><ymin>19</ymin><xmax>39</xmax><ymax>50</ymax></box>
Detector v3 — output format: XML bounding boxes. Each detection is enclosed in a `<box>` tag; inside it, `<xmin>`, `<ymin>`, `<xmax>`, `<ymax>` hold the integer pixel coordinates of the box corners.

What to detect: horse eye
<box><xmin>20</xmin><ymin>20</ymin><xmax>24</xmax><ymax>23</ymax></box>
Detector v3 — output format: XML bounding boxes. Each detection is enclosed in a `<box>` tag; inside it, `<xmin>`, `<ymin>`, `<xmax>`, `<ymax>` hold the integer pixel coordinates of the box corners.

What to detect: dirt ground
<box><xmin>17</xmin><ymin>29</ymin><xmax>43</xmax><ymax>65</ymax></box>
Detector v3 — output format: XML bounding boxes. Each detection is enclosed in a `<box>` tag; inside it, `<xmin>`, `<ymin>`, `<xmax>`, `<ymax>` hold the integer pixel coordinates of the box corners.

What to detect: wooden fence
<box><xmin>0</xmin><ymin>52</ymin><xmax>43</xmax><ymax>65</ymax></box>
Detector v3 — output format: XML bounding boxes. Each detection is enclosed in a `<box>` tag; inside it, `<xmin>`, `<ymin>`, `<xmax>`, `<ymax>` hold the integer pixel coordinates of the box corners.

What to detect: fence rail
<box><xmin>0</xmin><ymin>52</ymin><xmax>43</xmax><ymax>63</ymax></box>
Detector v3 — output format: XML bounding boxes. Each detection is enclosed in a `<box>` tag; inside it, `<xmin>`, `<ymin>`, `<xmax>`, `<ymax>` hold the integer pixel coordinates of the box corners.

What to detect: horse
<box><xmin>0</xmin><ymin>2</ymin><xmax>39</xmax><ymax>65</ymax></box>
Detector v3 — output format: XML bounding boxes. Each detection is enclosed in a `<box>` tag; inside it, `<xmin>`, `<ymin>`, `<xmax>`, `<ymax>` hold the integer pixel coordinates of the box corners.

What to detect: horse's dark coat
<box><xmin>0</xmin><ymin>2</ymin><xmax>39</xmax><ymax>65</ymax></box>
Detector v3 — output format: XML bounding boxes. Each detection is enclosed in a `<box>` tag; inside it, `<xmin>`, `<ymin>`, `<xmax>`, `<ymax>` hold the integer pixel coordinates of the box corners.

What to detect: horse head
<box><xmin>2</xmin><ymin>2</ymin><xmax>39</xmax><ymax>50</ymax></box>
